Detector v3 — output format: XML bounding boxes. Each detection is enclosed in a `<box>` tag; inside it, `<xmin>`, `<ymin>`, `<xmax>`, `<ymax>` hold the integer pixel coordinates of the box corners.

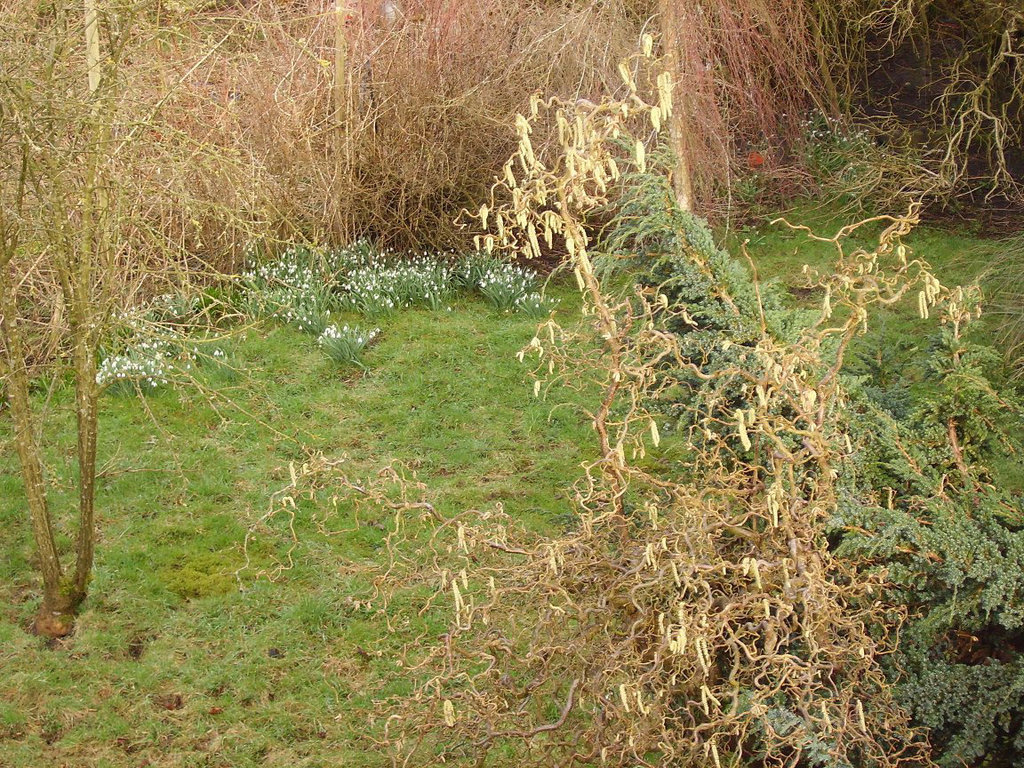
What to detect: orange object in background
<box><xmin>747</xmin><ymin>150</ymin><xmax>765</xmax><ymax>169</ymax></box>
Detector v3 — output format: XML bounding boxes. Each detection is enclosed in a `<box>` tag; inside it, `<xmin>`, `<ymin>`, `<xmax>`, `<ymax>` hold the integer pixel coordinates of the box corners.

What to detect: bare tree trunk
<box><xmin>69</xmin><ymin>187</ymin><xmax>101</xmax><ymax>606</ymax></box>
<box><xmin>0</xmin><ymin>272</ymin><xmax>75</xmax><ymax>632</ymax></box>
<box><xmin>334</xmin><ymin>0</ymin><xmax>349</xmax><ymax>120</ymax></box>
<box><xmin>0</xmin><ymin>92</ymin><xmax>76</xmax><ymax>636</ymax></box>
<box><xmin>84</xmin><ymin>0</ymin><xmax>102</xmax><ymax>94</ymax></box>
<box><xmin>659</xmin><ymin>0</ymin><xmax>694</xmax><ymax>212</ymax></box>
<box><xmin>67</xmin><ymin>0</ymin><xmax>107</xmax><ymax>613</ymax></box>
<box><xmin>333</xmin><ymin>0</ymin><xmax>356</xmax><ymax>242</ymax></box>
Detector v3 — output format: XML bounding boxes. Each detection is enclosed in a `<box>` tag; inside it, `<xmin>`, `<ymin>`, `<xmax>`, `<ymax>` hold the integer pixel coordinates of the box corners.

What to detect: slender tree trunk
<box><xmin>0</xmin><ymin>273</ymin><xmax>74</xmax><ymax>631</ymax></box>
<box><xmin>68</xmin><ymin>0</ymin><xmax>106</xmax><ymax>612</ymax></box>
<box><xmin>659</xmin><ymin>0</ymin><xmax>694</xmax><ymax>212</ymax></box>
<box><xmin>333</xmin><ymin>0</ymin><xmax>355</xmax><ymax>241</ymax></box>
<box><xmin>70</xmin><ymin>343</ymin><xmax>99</xmax><ymax>604</ymax></box>
<box><xmin>69</xmin><ymin>199</ymin><xmax>100</xmax><ymax>606</ymax></box>
<box><xmin>84</xmin><ymin>0</ymin><xmax>102</xmax><ymax>94</ymax></box>
<box><xmin>334</xmin><ymin>0</ymin><xmax>349</xmax><ymax>120</ymax></box>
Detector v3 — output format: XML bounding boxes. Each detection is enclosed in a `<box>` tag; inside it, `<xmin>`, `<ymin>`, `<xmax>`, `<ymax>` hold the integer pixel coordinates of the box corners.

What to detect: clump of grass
<box><xmin>452</xmin><ymin>250</ymin><xmax>500</xmax><ymax>290</ymax></box>
<box><xmin>97</xmin><ymin>333</ymin><xmax>232</xmax><ymax>396</ymax></box>
<box><xmin>146</xmin><ymin>1</ymin><xmax>640</xmax><ymax>255</ymax></box>
<box><xmin>145</xmin><ymin>291</ymin><xmax>203</xmax><ymax>326</ymax></box>
<box><xmin>97</xmin><ymin>300</ymin><xmax>233</xmax><ymax>396</ymax></box>
<box><xmin>517</xmin><ymin>291</ymin><xmax>558</xmax><ymax>318</ymax></box>
<box><xmin>338</xmin><ymin>256</ymin><xmax>455</xmax><ymax>316</ymax></box>
<box><xmin>980</xmin><ymin>233</ymin><xmax>1024</xmax><ymax>377</ymax></box>
<box><xmin>318</xmin><ymin>324</ymin><xmax>380</xmax><ymax>368</ymax></box>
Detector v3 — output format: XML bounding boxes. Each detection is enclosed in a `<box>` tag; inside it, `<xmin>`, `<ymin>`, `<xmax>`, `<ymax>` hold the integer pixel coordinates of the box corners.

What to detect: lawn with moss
<box><xmin>0</xmin><ymin>285</ymin><xmax>597</xmax><ymax>767</ymax></box>
<box><xmin>0</xmin><ymin>211</ymin><xmax>1014</xmax><ymax>767</ymax></box>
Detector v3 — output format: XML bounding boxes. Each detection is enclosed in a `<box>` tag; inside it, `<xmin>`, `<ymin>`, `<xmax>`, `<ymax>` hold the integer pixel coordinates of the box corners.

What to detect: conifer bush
<box><xmin>836</xmin><ymin>297</ymin><xmax>1024</xmax><ymax>767</ymax></box>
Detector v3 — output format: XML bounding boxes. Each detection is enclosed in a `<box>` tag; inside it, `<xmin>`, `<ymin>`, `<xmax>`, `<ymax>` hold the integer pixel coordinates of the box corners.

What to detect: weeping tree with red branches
<box><xmin>655</xmin><ymin>0</ymin><xmax>824</xmax><ymax>213</ymax></box>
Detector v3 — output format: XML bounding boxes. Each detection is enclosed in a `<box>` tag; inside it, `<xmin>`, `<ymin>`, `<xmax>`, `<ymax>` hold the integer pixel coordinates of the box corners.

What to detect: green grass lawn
<box><xmin>0</xmin><ymin>207</ymin><xmax>1016</xmax><ymax>767</ymax></box>
<box><xmin>0</xmin><ymin>287</ymin><xmax>597</xmax><ymax>767</ymax></box>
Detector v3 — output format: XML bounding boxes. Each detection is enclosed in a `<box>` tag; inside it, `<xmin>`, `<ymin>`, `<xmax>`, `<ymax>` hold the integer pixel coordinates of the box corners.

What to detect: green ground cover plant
<box><xmin>2</xmin><ymin>213</ymin><xmax>1018</xmax><ymax>767</ymax></box>
<box><xmin>0</xmin><ymin>276</ymin><xmax>595</xmax><ymax>767</ymax></box>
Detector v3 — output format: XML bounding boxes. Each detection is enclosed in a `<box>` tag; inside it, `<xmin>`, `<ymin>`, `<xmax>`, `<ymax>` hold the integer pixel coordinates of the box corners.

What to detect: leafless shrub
<box><xmin>816</xmin><ymin>0</ymin><xmax>1024</xmax><ymax>203</ymax></box>
<box><xmin>140</xmin><ymin>0</ymin><xmax>642</xmax><ymax>255</ymax></box>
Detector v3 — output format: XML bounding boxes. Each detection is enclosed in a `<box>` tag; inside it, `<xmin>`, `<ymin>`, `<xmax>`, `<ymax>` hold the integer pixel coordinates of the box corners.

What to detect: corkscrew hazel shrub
<box><xmin>376</xmin><ymin>42</ymin><xmax>948</xmax><ymax>768</ymax></box>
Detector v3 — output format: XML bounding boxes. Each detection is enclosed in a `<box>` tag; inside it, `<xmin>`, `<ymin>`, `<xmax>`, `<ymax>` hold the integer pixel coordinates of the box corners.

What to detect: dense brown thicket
<box><xmin>119</xmin><ymin>0</ymin><xmax>838</xmax><ymax>255</ymax></box>
<box><xmin>5</xmin><ymin>0</ymin><xmax>1017</xmax><ymax>268</ymax></box>
<box><xmin>144</xmin><ymin>0</ymin><xmax>643</xmax><ymax>257</ymax></box>
<box><xmin>823</xmin><ymin>0</ymin><xmax>1024</xmax><ymax>203</ymax></box>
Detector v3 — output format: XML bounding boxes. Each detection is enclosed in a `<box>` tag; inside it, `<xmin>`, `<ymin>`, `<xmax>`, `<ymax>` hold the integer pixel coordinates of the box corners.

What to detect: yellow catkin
<box><xmin>750</xmin><ymin>559</ymin><xmax>762</xmax><ymax>590</ymax></box>
<box><xmin>607</xmin><ymin>157</ymin><xmax>620</xmax><ymax>180</ymax></box>
<box><xmin>527</xmin><ymin>221</ymin><xmax>541</xmax><ymax>259</ymax></box>
<box><xmin>650</xmin><ymin>105</ymin><xmax>661</xmax><ymax>132</ymax></box>
<box><xmin>618</xmin><ymin>684</ymin><xmax>631</xmax><ymax>712</ymax></box>
<box><xmin>657</xmin><ymin>71</ymin><xmax>673</xmax><ymax>115</ymax></box>
<box><xmin>451</xmin><ymin>581</ymin><xmax>462</xmax><ymax>614</ymax></box>
<box><xmin>736</xmin><ymin>409</ymin><xmax>752</xmax><ymax>451</ymax></box>
<box><xmin>617</xmin><ymin>61</ymin><xmax>633</xmax><ymax>88</ymax></box>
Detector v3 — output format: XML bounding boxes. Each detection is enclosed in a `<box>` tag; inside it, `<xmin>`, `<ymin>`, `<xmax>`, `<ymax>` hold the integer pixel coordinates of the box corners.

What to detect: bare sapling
<box><xmin>0</xmin><ymin>2</ymin><xmax>270</xmax><ymax>636</ymax></box>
